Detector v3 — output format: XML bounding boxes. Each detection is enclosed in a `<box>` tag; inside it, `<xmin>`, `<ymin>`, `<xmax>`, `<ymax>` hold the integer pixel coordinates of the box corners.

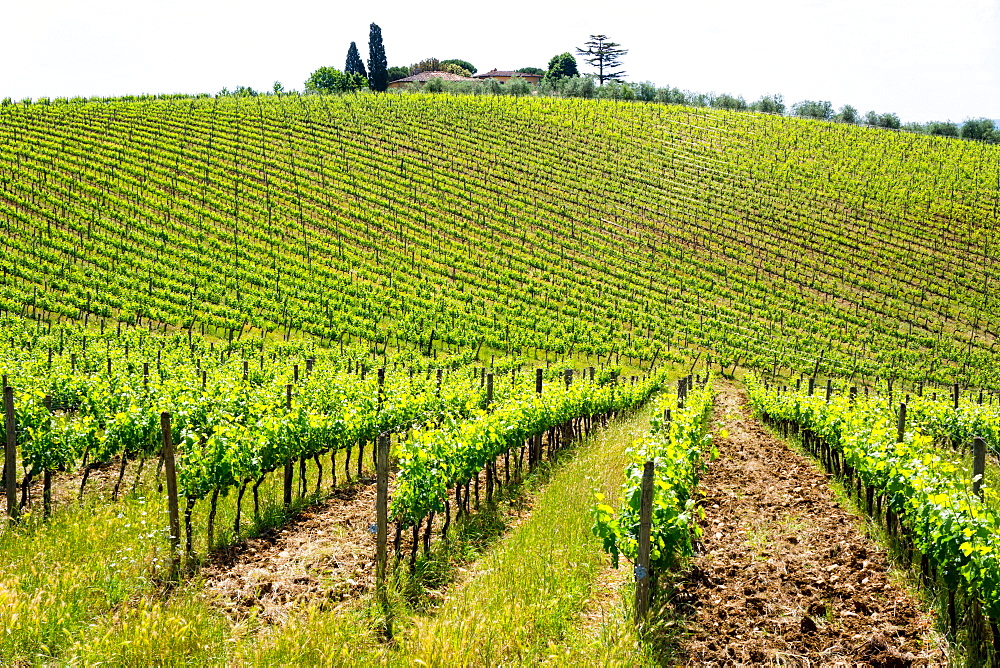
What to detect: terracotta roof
<box><xmin>391</xmin><ymin>71</ymin><xmax>478</xmax><ymax>83</ymax></box>
<box><xmin>472</xmin><ymin>69</ymin><xmax>541</xmax><ymax>79</ymax></box>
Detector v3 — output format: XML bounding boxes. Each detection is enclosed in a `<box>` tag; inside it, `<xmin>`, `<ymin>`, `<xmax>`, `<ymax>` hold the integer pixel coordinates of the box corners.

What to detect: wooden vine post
<box><xmin>533</xmin><ymin>368</ymin><xmax>543</xmax><ymax>468</ymax></box>
<box><xmin>485</xmin><ymin>372</ymin><xmax>494</xmax><ymax>504</ymax></box>
<box><xmin>160</xmin><ymin>411</ymin><xmax>181</xmax><ymax>578</ymax></box>
<box><xmin>375</xmin><ymin>431</ymin><xmax>392</xmax><ymax>639</ymax></box>
<box><xmin>283</xmin><ymin>383</ymin><xmax>293</xmax><ymax>509</ymax></box>
<box><xmin>973</xmin><ymin>436</ymin><xmax>986</xmax><ymax>499</ymax></box>
<box><xmin>897</xmin><ymin>402</ymin><xmax>906</xmax><ymax>444</ymax></box>
<box><xmin>4</xmin><ymin>386</ymin><xmax>17</xmax><ymax>521</ymax></box>
<box><xmin>635</xmin><ymin>459</ymin><xmax>655</xmax><ymax>625</ymax></box>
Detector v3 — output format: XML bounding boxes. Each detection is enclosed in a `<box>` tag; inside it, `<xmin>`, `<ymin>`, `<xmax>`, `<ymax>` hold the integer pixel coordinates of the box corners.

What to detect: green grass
<box><xmin>0</xmin><ymin>491</ymin><xmax>170</xmax><ymax>663</ymax></box>
<box><xmin>0</xmin><ymin>397</ymin><xmax>680</xmax><ymax>665</ymax></box>
<box><xmin>0</xmin><ymin>450</ymin><xmax>357</xmax><ymax>664</ymax></box>
<box><xmin>239</xmin><ymin>406</ymin><xmax>666</xmax><ymax>666</ymax></box>
<box><xmin>400</xmin><ymin>407</ymin><xmax>656</xmax><ymax>666</ymax></box>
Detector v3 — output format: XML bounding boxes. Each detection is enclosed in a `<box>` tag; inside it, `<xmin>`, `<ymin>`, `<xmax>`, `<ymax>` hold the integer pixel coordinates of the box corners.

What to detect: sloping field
<box><xmin>3</xmin><ymin>92</ymin><xmax>1000</xmax><ymax>665</ymax></box>
<box><xmin>1</xmin><ymin>93</ymin><xmax>998</xmax><ymax>387</ymax></box>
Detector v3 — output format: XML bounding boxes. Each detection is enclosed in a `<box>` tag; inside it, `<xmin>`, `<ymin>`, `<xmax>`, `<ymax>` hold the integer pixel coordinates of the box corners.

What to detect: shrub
<box><xmin>506</xmin><ymin>78</ymin><xmax>532</xmax><ymax>97</ymax></box>
<box><xmin>926</xmin><ymin>121</ymin><xmax>959</xmax><ymax>137</ymax></box>
<box><xmin>441</xmin><ymin>59</ymin><xmax>476</xmax><ymax>74</ymax></box>
<box><xmin>792</xmin><ymin>100</ymin><xmax>833</xmax><ymax>120</ymax></box>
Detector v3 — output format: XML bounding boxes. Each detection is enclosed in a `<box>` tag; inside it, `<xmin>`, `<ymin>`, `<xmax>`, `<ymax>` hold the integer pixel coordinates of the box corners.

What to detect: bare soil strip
<box><xmin>201</xmin><ymin>443</ymin><xmax>541</xmax><ymax>623</ymax></box>
<box><xmin>202</xmin><ymin>475</ymin><xmax>385</xmax><ymax>624</ymax></box>
<box><xmin>11</xmin><ymin>457</ymin><xmax>128</xmax><ymax>517</ymax></box>
<box><xmin>676</xmin><ymin>381</ymin><xmax>946</xmax><ymax>665</ymax></box>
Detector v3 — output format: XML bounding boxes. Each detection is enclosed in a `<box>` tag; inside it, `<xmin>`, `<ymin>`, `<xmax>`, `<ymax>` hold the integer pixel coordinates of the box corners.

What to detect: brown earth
<box><xmin>8</xmin><ymin>434</ymin><xmax>540</xmax><ymax>622</ymax></box>
<box><xmin>201</xmin><ymin>444</ymin><xmax>539</xmax><ymax>624</ymax></box>
<box><xmin>7</xmin><ymin>455</ymin><xmax>138</xmax><ymax>519</ymax></box>
<box><xmin>675</xmin><ymin>381</ymin><xmax>946</xmax><ymax>666</ymax></box>
<box><xmin>202</xmin><ymin>474</ymin><xmax>386</xmax><ymax>624</ymax></box>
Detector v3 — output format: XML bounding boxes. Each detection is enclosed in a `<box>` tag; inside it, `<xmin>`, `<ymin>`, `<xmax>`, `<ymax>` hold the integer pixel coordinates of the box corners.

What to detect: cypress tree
<box><xmin>345</xmin><ymin>41</ymin><xmax>367</xmax><ymax>79</ymax></box>
<box><xmin>367</xmin><ymin>23</ymin><xmax>388</xmax><ymax>92</ymax></box>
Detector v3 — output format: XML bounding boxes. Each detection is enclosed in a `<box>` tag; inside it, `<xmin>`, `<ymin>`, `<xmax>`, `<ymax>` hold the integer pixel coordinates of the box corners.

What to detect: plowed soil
<box><xmin>201</xmin><ymin>448</ymin><xmax>531</xmax><ymax>623</ymax></box>
<box><xmin>202</xmin><ymin>475</ymin><xmax>386</xmax><ymax>623</ymax></box>
<box><xmin>676</xmin><ymin>381</ymin><xmax>946</xmax><ymax>666</ymax></box>
<box><xmin>9</xmin><ymin>455</ymin><xmax>136</xmax><ymax>517</ymax></box>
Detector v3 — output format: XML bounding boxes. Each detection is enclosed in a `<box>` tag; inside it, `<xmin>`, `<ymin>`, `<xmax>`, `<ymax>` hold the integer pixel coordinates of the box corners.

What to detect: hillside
<box><xmin>1</xmin><ymin>93</ymin><xmax>999</xmax><ymax>386</ymax></box>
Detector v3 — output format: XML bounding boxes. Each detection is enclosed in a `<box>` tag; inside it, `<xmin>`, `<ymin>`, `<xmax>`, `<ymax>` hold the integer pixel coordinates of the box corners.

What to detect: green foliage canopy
<box><xmin>961</xmin><ymin>118</ymin><xmax>999</xmax><ymax>143</ymax></box>
<box><xmin>833</xmin><ymin>104</ymin><xmax>858</xmax><ymax>124</ymax></box>
<box><xmin>304</xmin><ymin>67</ymin><xmax>368</xmax><ymax>94</ymax></box>
<box><xmin>546</xmin><ymin>52</ymin><xmax>579</xmax><ymax>81</ymax></box>
<box><xmin>441</xmin><ymin>59</ymin><xmax>477</xmax><ymax>74</ymax></box>
<box><xmin>792</xmin><ymin>100</ymin><xmax>833</xmax><ymax>120</ymax></box>
<box><xmin>926</xmin><ymin>121</ymin><xmax>959</xmax><ymax>137</ymax></box>
<box><xmin>387</xmin><ymin>66</ymin><xmax>410</xmax><ymax>82</ymax></box>
<box><xmin>864</xmin><ymin>111</ymin><xmax>901</xmax><ymax>129</ymax></box>
<box><xmin>749</xmin><ymin>94</ymin><xmax>785</xmax><ymax>115</ymax></box>
<box><xmin>712</xmin><ymin>93</ymin><xmax>747</xmax><ymax>111</ymax></box>
<box><xmin>410</xmin><ymin>57</ymin><xmax>441</xmax><ymax>74</ymax></box>
<box><xmin>440</xmin><ymin>63</ymin><xmax>472</xmax><ymax>77</ymax></box>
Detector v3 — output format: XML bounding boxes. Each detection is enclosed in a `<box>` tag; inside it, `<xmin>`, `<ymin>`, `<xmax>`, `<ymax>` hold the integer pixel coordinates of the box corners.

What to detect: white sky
<box><xmin>3</xmin><ymin>0</ymin><xmax>998</xmax><ymax>123</ymax></box>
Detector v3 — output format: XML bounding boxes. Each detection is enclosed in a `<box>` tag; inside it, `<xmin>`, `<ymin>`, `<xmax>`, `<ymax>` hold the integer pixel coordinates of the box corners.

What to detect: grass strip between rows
<box><xmin>400</xmin><ymin>405</ymin><xmax>658</xmax><ymax>666</ymax></box>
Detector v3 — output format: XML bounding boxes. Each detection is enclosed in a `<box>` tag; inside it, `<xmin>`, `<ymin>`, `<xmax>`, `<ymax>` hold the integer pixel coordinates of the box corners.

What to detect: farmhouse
<box><xmin>472</xmin><ymin>69</ymin><xmax>543</xmax><ymax>85</ymax></box>
<box><xmin>387</xmin><ymin>71</ymin><xmax>479</xmax><ymax>89</ymax></box>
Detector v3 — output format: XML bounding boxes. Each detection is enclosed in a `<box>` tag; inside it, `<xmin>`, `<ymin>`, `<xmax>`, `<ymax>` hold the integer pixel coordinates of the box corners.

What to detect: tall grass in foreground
<box><xmin>0</xmin><ymin>454</ymin><xmax>334</xmax><ymax>664</ymax></box>
<box><xmin>0</xmin><ymin>492</ymin><xmax>172</xmax><ymax>663</ymax></box>
<box><xmin>400</xmin><ymin>409</ymin><xmax>657</xmax><ymax>666</ymax></box>
<box><xmin>5</xmin><ymin>391</ymin><xmax>671</xmax><ymax>665</ymax></box>
<box><xmin>234</xmin><ymin>409</ymin><xmax>660</xmax><ymax>666</ymax></box>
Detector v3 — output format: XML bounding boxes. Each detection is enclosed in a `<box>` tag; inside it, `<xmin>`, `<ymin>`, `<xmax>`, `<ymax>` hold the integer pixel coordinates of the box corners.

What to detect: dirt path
<box><xmin>676</xmin><ymin>381</ymin><xmax>946</xmax><ymax>665</ymax></box>
<box><xmin>202</xmin><ymin>475</ymin><xmax>385</xmax><ymax>623</ymax></box>
<box><xmin>201</xmin><ymin>448</ymin><xmax>535</xmax><ymax>623</ymax></box>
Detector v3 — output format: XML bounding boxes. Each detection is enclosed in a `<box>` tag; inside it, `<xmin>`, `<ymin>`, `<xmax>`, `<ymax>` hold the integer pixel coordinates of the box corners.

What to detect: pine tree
<box><xmin>346</xmin><ymin>41</ymin><xmax>368</xmax><ymax>79</ymax></box>
<box><xmin>576</xmin><ymin>35</ymin><xmax>627</xmax><ymax>85</ymax></box>
<box><xmin>367</xmin><ymin>23</ymin><xmax>388</xmax><ymax>92</ymax></box>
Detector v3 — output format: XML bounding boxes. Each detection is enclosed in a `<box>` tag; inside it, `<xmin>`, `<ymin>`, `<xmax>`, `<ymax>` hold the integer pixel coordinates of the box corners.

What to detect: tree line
<box><xmin>787</xmin><ymin>100</ymin><xmax>997</xmax><ymax>142</ymax></box>
<box><xmin>297</xmin><ymin>25</ymin><xmax>997</xmax><ymax>145</ymax></box>
<box><xmin>5</xmin><ymin>24</ymin><xmax>993</xmax><ymax>146</ymax></box>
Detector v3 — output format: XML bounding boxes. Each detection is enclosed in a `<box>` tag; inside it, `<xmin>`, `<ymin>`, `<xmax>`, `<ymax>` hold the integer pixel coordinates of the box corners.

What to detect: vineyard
<box><xmin>0</xmin><ymin>316</ymin><xmax>665</xmax><ymax>662</ymax></box>
<box><xmin>0</xmin><ymin>314</ymin><xmax>658</xmax><ymax>544</ymax></box>
<box><xmin>1</xmin><ymin>94</ymin><xmax>999</xmax><ymax>386</ymax></box>
<box><xmin>0</xmin><ymin>91</ymin><xmax>998</xmax><ymax>663</ymax></box>
<box><xmin>747</xmin><ymin>375</ymin><xmax>1000</xmax><ymax>659</ymax></box>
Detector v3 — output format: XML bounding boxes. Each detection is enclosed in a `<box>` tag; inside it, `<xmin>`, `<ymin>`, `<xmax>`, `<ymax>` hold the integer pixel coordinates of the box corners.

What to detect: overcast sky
<box><xmin>4</xmin><ymin>0</ymin><xmax>998</xmax><ymax>123</ymax></box>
